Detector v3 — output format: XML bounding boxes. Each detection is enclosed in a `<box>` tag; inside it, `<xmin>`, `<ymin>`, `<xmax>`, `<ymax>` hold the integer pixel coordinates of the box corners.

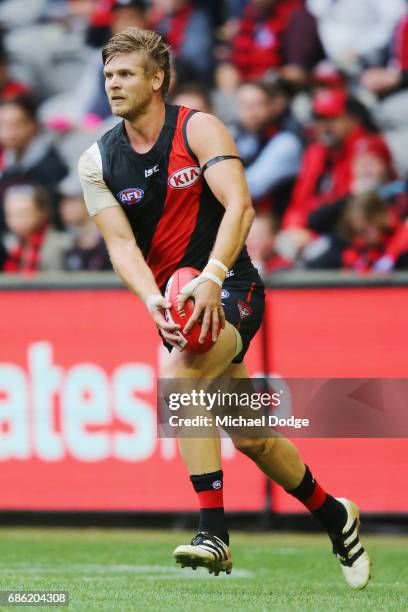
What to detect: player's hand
<box><xmin>178</xmin><ymin>280</ymin><xmax>225</xmax><ymax>343</ymax></box>
<box><xmin>145</xmin><ymin>294</ymin><xmax>184</xmax><ymax>351</ymax></box>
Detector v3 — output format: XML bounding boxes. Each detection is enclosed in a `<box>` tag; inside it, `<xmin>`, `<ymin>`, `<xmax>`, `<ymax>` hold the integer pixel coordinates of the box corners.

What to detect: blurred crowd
<box><xmin>1</xmin><ymin>0</ymin><xmax>408</xmax><ymax>275</ymax></box>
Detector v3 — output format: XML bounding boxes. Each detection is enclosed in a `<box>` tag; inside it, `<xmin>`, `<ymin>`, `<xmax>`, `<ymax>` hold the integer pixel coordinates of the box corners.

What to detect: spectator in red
<box><xmin>350</xmin><ymin>136</ymin><xmax>397</xmax><ymax>192</ymax></box>
<box><xmin>229</xmin><ymin>0</ymin><xmax>323</xmax><ymax>82</ymax></box>
<box><xmin>312</xmin><ymin>60</ymin><xmax>347</xmax><ymax>91</ymax></box>
<box><xmin>3</xmin><ymin>185</ymin><xmax>70</xmax><ymax>274</ymax></box>
<box><xmin>86</xmin><ymin>0</ymin><xmax>149</xmax><ymax>47</ymax></box>
<box><xmin>307</xmin><ymin>134</ymin><xmax>407</xmax><ymax>233</ymax></box>
<box><xmin>277</xmin><ymin>89</ymin><xmax>380</xmax><ymax>259</ymax></box>
<box><xmin>304</xmin><ymin>192</ymin><xmax>408</xmax><ymax>271</ymax></box>
<box><xmin>150</xmin><ymin>0</ymin><xmax>213</xmax><ymax>81</ymax></box>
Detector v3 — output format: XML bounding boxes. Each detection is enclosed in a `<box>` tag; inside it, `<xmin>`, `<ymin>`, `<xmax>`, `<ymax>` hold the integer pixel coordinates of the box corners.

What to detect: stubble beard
<box><xmin>110</xmin><ymin>93</ymin><xmax>152</xmax><ymax>122</ymax></box>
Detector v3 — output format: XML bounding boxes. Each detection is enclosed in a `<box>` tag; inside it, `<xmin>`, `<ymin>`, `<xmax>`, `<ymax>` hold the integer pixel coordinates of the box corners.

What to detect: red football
<box><xmin>164</xmin><ymin>267</ymin><xmax>220</xmax><ymax>353</ymax></box>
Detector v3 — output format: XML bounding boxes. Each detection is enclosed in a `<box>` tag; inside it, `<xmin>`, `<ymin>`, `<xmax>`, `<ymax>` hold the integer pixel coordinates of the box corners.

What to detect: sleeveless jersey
<box><xmin>97</xmin><ymin>104</ymin><xmax>253</xmax><ymax>290</ymax></box>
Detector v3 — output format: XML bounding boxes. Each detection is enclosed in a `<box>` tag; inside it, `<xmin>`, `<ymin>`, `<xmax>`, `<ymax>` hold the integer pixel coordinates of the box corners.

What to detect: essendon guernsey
<box><xmin>96</xmin><ymin>104</ymin><xmax>252</xmax><ymax>289</ymax></box>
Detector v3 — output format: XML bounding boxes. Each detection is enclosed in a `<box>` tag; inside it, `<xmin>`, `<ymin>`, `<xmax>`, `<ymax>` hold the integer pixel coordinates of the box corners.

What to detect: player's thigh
<box><xmin>222</xmin><ymin>361</ymin><xmax>249</xmax><ymax>378</ymax></box>
<box><xmin>221</xmin><ymin>360</ymin><xmax>275</xmax><ymax>451</ymax></box>
<box><xmin>161</xmin><ymin>321</ymin><xmax>239</xmax><ymax>379</ymax></box>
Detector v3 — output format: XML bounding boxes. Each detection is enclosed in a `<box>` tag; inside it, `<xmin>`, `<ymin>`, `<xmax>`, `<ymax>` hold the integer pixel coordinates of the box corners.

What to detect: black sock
<box><xmin>190</xmin><ymin>470</ymin><xmax>229</xmax><ymax>545</ymax></box>
<box><xmin>286</xmin><ymin>465</ymin><xmax>347</xmax><ymax>533</ymax></box>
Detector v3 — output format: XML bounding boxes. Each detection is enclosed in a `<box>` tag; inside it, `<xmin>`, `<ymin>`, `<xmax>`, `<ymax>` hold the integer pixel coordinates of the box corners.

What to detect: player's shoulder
<box><xmin>187</xmin><ymin>110</ymin><xmax>226</xmax><ymax>131</ymax></box>
<box><xmin>173</xmin><ymin>104</ymin><xmax>226</xmax><ymax>131</ymax></box>
<box><xmin>98</xmin><ymin>118</ymin><xmax>124</xmax><ymax>149</ymax></box>
<box><xmin>78</xmin><ymin>142</ymin><xmax>99</xmax><ymax>169</ymax></box>
<box><xmin>78</xmin><ymin>142</ymin><xmax>103</xmax><ymax>182</ymax></box>
<box><xmin>184</xmin><ymin>110</ymin><xmax>234</xmax><ymax>154</ymax></box>
<box><xmin>79</xmin><ymin>120</ymin><xmax>125</xmax><ymax>175</ymax></box>
<box><xmin>185</xmin><ymin>110</ymin><xmax>231</xmax><ymax>145</ymax></box>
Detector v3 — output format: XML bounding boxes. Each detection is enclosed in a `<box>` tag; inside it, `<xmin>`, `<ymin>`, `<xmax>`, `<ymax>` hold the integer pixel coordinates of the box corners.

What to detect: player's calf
<box><xmin>286</xmin><ymin>466</ymin><xmax>371</xmax><ymax>589</ymax></box>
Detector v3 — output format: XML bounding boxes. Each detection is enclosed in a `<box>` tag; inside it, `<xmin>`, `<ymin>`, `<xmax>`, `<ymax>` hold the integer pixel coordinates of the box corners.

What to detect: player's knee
<box><xmin>232</xmin><ymin>436</ymin><xmax>276</xmax><ymax>458</ymax></box>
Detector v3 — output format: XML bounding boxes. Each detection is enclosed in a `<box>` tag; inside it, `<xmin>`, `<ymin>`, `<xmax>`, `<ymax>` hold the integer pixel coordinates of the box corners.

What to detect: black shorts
<box><xmin>162</xmin><ymin>265</ymin><xmax>265</xmax><ymax>363</ymax></box>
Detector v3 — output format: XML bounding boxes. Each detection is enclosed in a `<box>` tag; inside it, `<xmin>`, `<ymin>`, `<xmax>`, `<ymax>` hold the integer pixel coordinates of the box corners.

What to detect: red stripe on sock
<box><xmin>303</xmin><ymin>482</ymin><xmax>327</xmax><ymax>511</ymax></box>
<box><xmin>197</xmin><ymin>489</ymin><xmax>224</xmax><ymax>509</ymax></box>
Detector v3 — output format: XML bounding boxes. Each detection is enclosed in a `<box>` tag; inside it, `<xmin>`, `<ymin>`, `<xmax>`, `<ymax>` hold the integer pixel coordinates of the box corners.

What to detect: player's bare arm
<box><xmin>181</xmin><ymin>112</ymin><xmax>256</xmax><ymax>342</ymax></box>
<box><xmin>93</xmin><ymin>206</ymin><xmax>158</xmax><ymax>302</ymax></box>
<box><xmin>78</xmin><ymin>153</ymin><xmax>182</xmax><ymax>350</ymax></box>
<box><xmin>189</xmin><ymin>112</ymin><xmax>255</xmax><ymax>268</ymax></box>
<box><xmin>95</xmin><ymin>207</ymin><xmax>182</xmax><ymax>349</ymax></box>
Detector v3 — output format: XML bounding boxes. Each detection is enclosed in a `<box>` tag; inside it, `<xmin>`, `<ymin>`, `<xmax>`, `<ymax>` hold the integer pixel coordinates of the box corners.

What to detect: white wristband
<box><xmin>208</xmin><ymin>258</ymin><xmax>228</xmax><ymax>274</ymax></box>
<box><xmin>201</xmin><ymin>271</ymin><xmax>223</xmax><ymax>287</ymax></box>
<box><xmin>180</xmin><ymin>271</ymin><xmax>222</xmax><ymax>299</ymax></box>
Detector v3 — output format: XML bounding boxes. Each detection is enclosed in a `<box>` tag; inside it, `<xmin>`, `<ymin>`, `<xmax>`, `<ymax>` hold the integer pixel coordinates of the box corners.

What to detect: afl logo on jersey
<box><xmin>117</xmin><ymin>188</ymin><xmax>144</xmax><ymax>205</ymax></box>
<box><xmin>168</xmin><ymin>166</ymin><xmax>201</xmax><ymax>189</ymax></box>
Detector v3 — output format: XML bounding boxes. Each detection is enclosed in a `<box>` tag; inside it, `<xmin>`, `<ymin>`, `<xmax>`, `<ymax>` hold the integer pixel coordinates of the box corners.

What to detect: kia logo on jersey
<box><xmin>168</xmin><ymin>166</ymin><xmax>201</xmax><ymax>189</ymax></box>
<box><xmin>117</xmin><ymin>188</ymin><xmax>144</xmax><ymax>205</ymax></box>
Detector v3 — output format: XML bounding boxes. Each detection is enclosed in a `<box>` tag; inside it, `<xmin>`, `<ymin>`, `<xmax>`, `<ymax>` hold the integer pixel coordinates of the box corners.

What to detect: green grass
<box><xmin>0</xmin><ymin>529</ymin><xmax>406</xmax><ymax>611</ymax></box>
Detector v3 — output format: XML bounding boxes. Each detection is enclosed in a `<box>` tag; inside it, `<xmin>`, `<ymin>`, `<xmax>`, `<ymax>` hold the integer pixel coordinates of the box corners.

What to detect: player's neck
<box><xmin>124</xmin><ymin>99</ymin><xmax>166</xmax><ymax>155</ymax></box>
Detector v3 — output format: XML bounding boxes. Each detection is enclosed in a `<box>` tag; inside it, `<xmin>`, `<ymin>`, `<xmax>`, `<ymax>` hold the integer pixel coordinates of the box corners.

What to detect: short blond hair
<box><xmin>102</xmin><ymin>27</ymin><xmax>171</xmax><ymax>96</ymax></box>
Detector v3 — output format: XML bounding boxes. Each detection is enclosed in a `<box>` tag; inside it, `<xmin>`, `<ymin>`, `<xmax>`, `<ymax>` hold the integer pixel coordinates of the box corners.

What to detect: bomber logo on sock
<box><xmin>212</xmin><ymin>480</ymin><xmax>222</xmax><ymax>489</ymax></box>
<box><xmin>238</xmin><ymin>300</ymin><xmax>253</xmax><ymax>319</ymax></box>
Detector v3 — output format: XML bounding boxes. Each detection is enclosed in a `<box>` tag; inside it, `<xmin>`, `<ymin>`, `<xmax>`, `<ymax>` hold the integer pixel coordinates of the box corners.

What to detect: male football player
<box><xmin>78</xmin><ymin>27</ymin><xmax>370</xmax><ymax>588</ymax></box>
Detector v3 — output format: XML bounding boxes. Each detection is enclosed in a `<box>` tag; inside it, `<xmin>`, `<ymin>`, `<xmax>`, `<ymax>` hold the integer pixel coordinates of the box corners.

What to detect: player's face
<box><xmin>104</xmin><ymin>52</ymin><xmax>160</xmax><ymax>120</ymax></box>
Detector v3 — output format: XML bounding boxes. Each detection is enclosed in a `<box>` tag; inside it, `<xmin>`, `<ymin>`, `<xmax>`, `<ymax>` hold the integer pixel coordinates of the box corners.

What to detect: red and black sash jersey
<box><xmin>97</xmin><ymin>104</ymin><xmax>253</xmax><ymax>290</ymax></box>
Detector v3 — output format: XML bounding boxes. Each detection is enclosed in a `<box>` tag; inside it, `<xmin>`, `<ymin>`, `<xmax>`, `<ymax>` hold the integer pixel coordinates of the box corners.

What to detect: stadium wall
<box><xmin>0</xmin><ymin>272</ymin><xmax>407</xmax><ymax>523</ymax></box>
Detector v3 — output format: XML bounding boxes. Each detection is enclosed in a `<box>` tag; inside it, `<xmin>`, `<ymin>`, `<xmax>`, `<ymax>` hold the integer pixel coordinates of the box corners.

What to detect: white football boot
<box><xmin>174</xmin><ymin>532</ymin><xmax>232</xmax><ymax>576</ymax></box>
<box><xmin>329</xmin><ymin>497</ymin><xmax>371</xmax><ymax>589</ymax></box>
